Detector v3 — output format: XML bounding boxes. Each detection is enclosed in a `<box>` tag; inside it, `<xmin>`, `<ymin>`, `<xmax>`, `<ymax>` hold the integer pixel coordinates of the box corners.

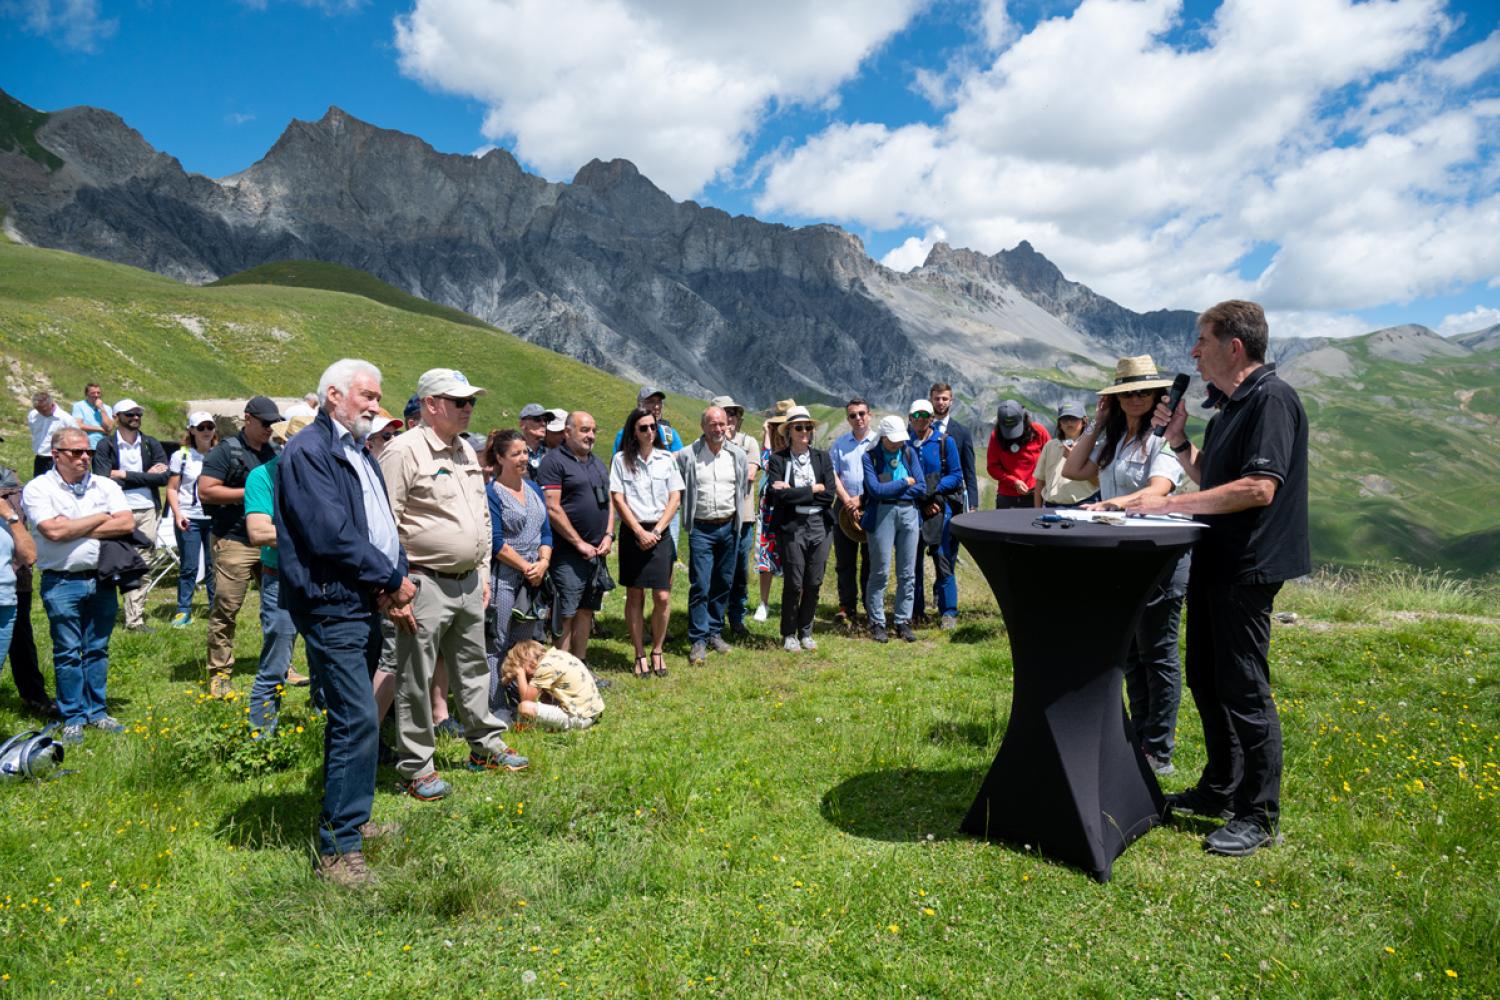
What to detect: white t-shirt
<box><xmin>27</xmin><ymin>407</ymin><xmax>78</xmax><ymax>456</ymax></box>
<box><xmin>609</xmin><ymin>448</ymin><xmax>684</xmax><ymax>523</ymax></box>
<box><xmin>1091</xmin><ymin>432</ymin><xmax>1184</xmax><ymax>502</ymax></box>
<box><xmin>114</xmin><ymin>434</ymin><xmax>155</xmax><ymax>511</ymax></box>
<box><xmin>21</xmin><ymin>471</ymin><xmax>130</xmax><ymax>571</ymax></box>
<box><xmin>169</xmin><ymin>447</ymin><xmax>207</xmax><ymax>519</ymax></box>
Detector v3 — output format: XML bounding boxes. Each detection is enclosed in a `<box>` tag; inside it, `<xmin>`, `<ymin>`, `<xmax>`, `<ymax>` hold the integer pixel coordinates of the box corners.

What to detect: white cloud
<box><xmin>225</xmin><ymin>111</ymin><xmax>257</xmax><ymax>125</ymax></box>
<box><xmin>880</xmin><ymin>225</ymin><xmax>947</xmax><ymax>272</ymax></box>
<box><xmin>1266</xmin><ymin>310</ymin><xmax>1371</xmax><ymax>341</ymax></box>
<box><xmin>4</xmin><ymin>0</ymin><xmax>117</xmax><ymax>51</ymax></box>
<box><xmin>756</xmin><ymin>0</ymin><xmax>1500</xmax><ymax>320</ymax></box>
<box><xmin>393</xmin><ymin>0</ymin><xmax>920</xmax><ymax>198</ymax></box>
<box><xmin>1437</xmin><ymin>305</ymin><xmax>1500</xmax><ymax>337</ymax></box>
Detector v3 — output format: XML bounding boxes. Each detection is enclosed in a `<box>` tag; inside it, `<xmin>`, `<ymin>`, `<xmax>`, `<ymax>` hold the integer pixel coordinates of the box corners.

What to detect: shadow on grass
<box><xmin>821</xmin><ymin>767</ymin><xmax>984</xmax><ymax>843</ymax></box>
<box><xmin>949</xmin><ymin>622</ymin><xmax>1003</xmax><ymax>645</ymax></box>
<box><xmin>169</xmin><ymin>655</ymin><xmax>259</xmax><ymax>683</ymax></box>
<box><xmin>926</xmin><ymin>720</ymin><xmax>998</xmax><ymax>748</ymax></box>
<box><xmin>219</xmin><ymin>781</ymin><xmax>322</xmax><ymax>851</ymax></box>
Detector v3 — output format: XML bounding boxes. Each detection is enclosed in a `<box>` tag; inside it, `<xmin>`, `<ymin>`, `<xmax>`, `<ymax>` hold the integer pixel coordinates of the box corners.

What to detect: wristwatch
<box><xmin>1170</xmin><ymin>438</ymin><xmax>1192</xmax><ymax>454</ymax></box>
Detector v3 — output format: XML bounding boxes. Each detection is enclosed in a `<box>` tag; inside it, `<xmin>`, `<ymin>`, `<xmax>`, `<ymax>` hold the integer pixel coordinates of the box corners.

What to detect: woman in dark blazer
<box><xmin>765</xmin><ymin>406</ymin><xmax>837</xmax><ymax>652</ymax></box>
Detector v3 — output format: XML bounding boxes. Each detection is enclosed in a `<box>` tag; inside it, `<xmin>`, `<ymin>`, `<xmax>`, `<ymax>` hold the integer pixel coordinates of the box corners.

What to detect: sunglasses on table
<box><xmin>438</xmin><ymin>396</ymin><xmax>476</xmax><ymax>409</ymax></box>
<box><xmin>55</xmin><ymin>448</ymin><xmax>94</xmax><ymax>458</ymax></box>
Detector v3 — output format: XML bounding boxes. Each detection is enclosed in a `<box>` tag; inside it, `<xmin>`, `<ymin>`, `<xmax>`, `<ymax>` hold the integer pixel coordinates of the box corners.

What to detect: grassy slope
<box><xmin>0</xmin><ymin>90</ymin><xmax>63</xmax><ymax>171</ymax></box>
<box><xmin>1293</xmin><ymin>339</ymin><xmax>1500</xmax><ymax>576</ymax></box>
<box><xmin>0</xmin><ymin>566</ymin><xmax>1495</xmax><ymax>996</ymax></box>
<box><xmin>210</xmin><ymin>259</ymin><xmax>496</xmax><ymax>332</ymax></box>
<box><xmin>0</xmin><ymin>240</ymin><xmax>704</xmax><ymax>470</ymax></box>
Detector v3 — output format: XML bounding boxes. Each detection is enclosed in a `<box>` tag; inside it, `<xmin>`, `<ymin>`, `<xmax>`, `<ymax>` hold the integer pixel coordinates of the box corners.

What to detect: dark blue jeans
<box><xmin>912</xmin><ymin>514</ymin><xmax>959</xmax><ymax>619</ymax></box>
<box><xmin>292</xmin><ymin>609</ymin><xmax>381</xmax><ymax>856</ymax></box>
<box><xmin>688</xmin><ymin>519</ymin><xmax>737</xmax><ymax>643</ymax></box>
<box><xmin>248</xmin><ymin>568</ymin><xmax>300</xmax><ymax>736</ymax></box>
<box><xmin>174</xmin><ymin>517</ymin><xmax>215</xmax><ymax>614</ymax></box>
<box><xmin>40</xmin><ymin>572</ymin><xmax>118</xmax><ymax>726</ymax></box>
<box><xmin>726</xmin><ymin>521</ymin><xmax>756</xmax><ymax>629</ymax></box>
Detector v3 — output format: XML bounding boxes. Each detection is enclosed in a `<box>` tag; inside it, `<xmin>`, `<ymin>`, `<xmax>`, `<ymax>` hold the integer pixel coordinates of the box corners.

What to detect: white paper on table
<box><xmin>1043</xmin><ymin>508</ymin><xmax>1197</xmax><ymax>527</ymax></box>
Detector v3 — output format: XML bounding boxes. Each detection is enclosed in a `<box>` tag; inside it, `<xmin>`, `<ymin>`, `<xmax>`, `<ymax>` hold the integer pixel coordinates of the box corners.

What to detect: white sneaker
<box><xmin>753</xmin><ymin>604</ymin><xmax>769</xmax><ymax>622</ymax></box>
<box><xmin>800</xmin><ymin>636</ymin><xmax>817</xmax><ymax>651</ymax></box>
<box><xmin>782</xmin><ymin>635</ymin><xmax>801</xmax><ymax>652</ymax></box>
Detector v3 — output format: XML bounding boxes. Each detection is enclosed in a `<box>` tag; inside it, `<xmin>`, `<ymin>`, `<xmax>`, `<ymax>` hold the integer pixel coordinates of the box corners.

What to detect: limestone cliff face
<box><xmin>1</xmin><ymin>91</ymin><xmax>1217</xmax><ymax>411</ymax></box>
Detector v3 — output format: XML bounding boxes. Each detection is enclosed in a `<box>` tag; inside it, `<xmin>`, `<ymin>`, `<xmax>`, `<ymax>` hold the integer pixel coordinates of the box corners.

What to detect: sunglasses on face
<box><xmin>636</xmin><ymin>423</ymin><xmax>657</xmax><ymax>433</ymax></box>
<box><xmin>439</xmin><ymin>396</ymin><xmax>476</xmax><ymax>409</ymax></box>
<box><xmin>789</xmin><ymin>423</ymin><xmax>813</xmax><ymax>432</ymax></box>
<box><xmin>1119</xmin><ymin>389</ymin><xmax>1157</xmax><ymax>399</ymax></box>
<box><xmin>376</xmin><ymin>431</ymin><xmax>397</xmax><ymax>442</ymax></box>
<box><xmin>55</xmin><ymin>447</ymin><xmax>93</xmax><ymax>458</ymax></box>
<box><xmin>911</xmin><ymin>411</ymin><xmax>932</xmax><ymax>420</ymax></box>
<box><xmin>193</xmin><ymin>423</ymin><xmax>215</xmax><ymax>432</ymax></box>
<box><xmin>119</xmin><ymin>411</ymin><xmax>143</xmax><ymax>419</ymax></box>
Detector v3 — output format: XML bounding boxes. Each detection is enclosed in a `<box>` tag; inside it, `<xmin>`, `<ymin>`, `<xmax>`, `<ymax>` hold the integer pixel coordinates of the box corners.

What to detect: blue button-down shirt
<box><xmin>335</xmin><ymin>421</ymin><xmax>402</xmax><ymax>567</ymax></box>
<box><xmin>829</xmin><ymin>429</ymin><xmax>877</xmax><ymax>496</ymax></box>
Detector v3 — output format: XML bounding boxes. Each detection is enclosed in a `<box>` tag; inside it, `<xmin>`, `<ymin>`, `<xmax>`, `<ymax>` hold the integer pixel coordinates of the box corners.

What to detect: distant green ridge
<box><xmin>0</xmin><ymin>90</ymin><xmax>64</xmax><ymax>171</ymax></box>
<box><xmin>211</xmin><ymin>259</ymin><xmax>494</xmax><ymax>331</ymax></box>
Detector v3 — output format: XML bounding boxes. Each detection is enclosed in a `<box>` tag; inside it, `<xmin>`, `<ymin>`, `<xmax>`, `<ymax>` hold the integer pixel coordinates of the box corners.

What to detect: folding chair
<box><xmin>144</xmin><ymin>512</ymin><xmax>182</xmax><ymax>594</ymax></box>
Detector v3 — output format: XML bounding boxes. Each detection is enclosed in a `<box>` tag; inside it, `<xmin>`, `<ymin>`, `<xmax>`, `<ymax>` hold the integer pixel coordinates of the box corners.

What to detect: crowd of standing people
<box><xmin>1</xmin><ymin>298</ymin><xmax>1308</xmax><ymax>876</ymax></box>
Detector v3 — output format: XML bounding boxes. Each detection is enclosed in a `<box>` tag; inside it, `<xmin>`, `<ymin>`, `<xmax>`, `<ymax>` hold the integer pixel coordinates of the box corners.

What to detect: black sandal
<box><xmin>651</xmin><ymin>651</ymin><xmax>668</xmax><ymax>678</ymax></box>
<box><xmin>633</xmin><ymin>655</ymin><xmax>650</xmax><ymax>679</ymax></box>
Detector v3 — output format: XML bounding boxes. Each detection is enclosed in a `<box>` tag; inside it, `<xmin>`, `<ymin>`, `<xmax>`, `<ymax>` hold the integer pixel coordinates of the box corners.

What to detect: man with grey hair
<box><xmin>26</xmin><ymin>391</ymin><xmax>77</xmax><ymax>477</ymax></box>
<box><xmin>538</xmin><ymin>411</ymin><xmax>613</xmax><ymax>663</ymax></box>
<box><xmin>675</xmin><ymin>406</ymin><xmax>748</xmax><ymax>665</ymax></box>
<box><xmin>198</xmin><ymin>394</ymin><xmax>283</xmax><ymax>697</ymax></box>
<box><xmin>380</xmin><ymin>368</ymin><xmax>526</xmax><ymax>802</ymax></box>
<box><xmin>277</xmin><ymin>357</ymin><xmax>415</xmax><ymax>888</ymax></box>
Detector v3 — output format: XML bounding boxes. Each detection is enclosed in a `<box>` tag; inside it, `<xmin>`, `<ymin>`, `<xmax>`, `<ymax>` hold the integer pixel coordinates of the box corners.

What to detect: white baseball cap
<box><xmin>187</xmin><ymin>410</ymin><xmax>214</xmax><ymax>428</ymax></box>
<box><xmin>877</xmin><ymin>415</ymin><xmax>909</xmax><ymax>442</ymax></box>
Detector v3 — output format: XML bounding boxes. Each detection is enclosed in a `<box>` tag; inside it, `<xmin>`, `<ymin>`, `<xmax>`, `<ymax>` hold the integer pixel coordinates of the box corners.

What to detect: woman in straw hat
<box><xmin>765</xmin><ymin>406</ymin><xmax>837</xmax><ymax>652</ymax></box>
<box><xmin>751</xmin><ymin>399</ymin><xmax>797</xmax><ymax>622</ymax></box>
<box><xmin>1063</xmin><ymin>354</ymin><xmax>1190</xmax><ymax>776</ymax></box>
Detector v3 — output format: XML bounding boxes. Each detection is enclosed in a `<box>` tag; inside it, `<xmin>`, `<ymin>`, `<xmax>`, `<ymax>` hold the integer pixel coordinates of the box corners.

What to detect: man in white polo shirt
<box><xmin>92</xmin><ymin>399</ymin><xmax>170</xmax><ymax>631</ymax></box>
<box><xmin>26</xmin><ymin>391</ymin><xmax>77</xmax><ymax>477</ymax></box>
<box><xmin>21</xmin><ymin>426</ymin><xmax>134</xmax><ymax>744</ymax></box>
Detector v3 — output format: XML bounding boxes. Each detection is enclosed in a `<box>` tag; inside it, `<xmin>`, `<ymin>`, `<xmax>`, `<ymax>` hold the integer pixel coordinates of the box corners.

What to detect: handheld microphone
<box><xmin>1153</xmin><ymin>373</ymin><xmax>1192</xmax><ymax>437</ymax></box>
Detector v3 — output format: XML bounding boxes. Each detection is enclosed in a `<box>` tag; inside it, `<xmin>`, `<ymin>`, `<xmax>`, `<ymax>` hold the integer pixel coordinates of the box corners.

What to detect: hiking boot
<box><xmin>208</xmin><ymin>676</ymin><xmax>234</xmax><ymax>699</ymax></box>
<box><xmin>911</xmin><ymin>612</ymin><xmax>930</xmax><ymax>629</ymax></box>
<box><xmin>468</xmin><ymin>746</ymin><xmax>529</xmax><ymax>772</ymax></box>
<box><xmin>869</xmin><ymin>622</ymin><xmax>889</xmax><ymax>644</ymax></box>
<box><xmin>404</xmin><ymin>772</ymin><xmax>452</xmax><ymax>801</ymax></box>
<box><xmin>170</xmin><ymin>612</ymin><xmax>192</xmax><ymax>629</ymax></box>
<box><xmin>728</xmin><ymin>622</ymin><xmax>751</xmax><ymax>639</ymax></box>
<box><xmin>126</xmin><ymin>623</ymin><xmax>156</xmax><ymax>634</ymax></box>
<box><xmin>433</xmin><ymin>717</ymin><xmax>464</xmax><ymax>738</ymax></box>
<box><xmin>22</xmin><ymin>698</ymin><xmax>59</xmax><ymax>719</ymax></box>
<box><xmin>940</xmin><ymin>615</ymin><xmax>958</xmax><ymax>632</ymax></box>
<box><xmin>1165</xmin><ymin>787</ymin><xmax>1233</xmax><ymax>821</ymax></box>
<box><xmin>1145</xmin><ymin>753</ymin><xmax>1175</xmax><ymax>776</ymax></box>
<box><xmin>59</xmin><ymin>724</ymin><xmax>84</xmax><ymax>745</ymax></box>
<box><xmin>800</xmin><ymin>635</ymin><xmax>818</xmax><ymax>651</ymax></box>
<box><xmin>286</xmin><ymin>668</ymin><xmax>311</xmax><ymax>687</ymax></box>
<box><xmin>1204</xmin><ymin>818</ymin><xmax>1279</xmax><ymax>857</ymax></box>
<box><xmin>895</xmin><ymin>622</ymin><xmax>917</xmax><ymax>643</ymax></box>
<box><xmin>707</xmin><ymin>634</ymin><xmax>732</xmax><ymax>654</ymax></box>
<box><xmin>317</xmin><ymin>850</ymin><xmax>375</xmax><ymax>888</ymax></box>
<box><xmin>782</xmin><ymin>635</ymin><xmax>802</xmax><ymax>652</ymax></box>
<box><xmin>688</xmin><ymin>641</ymin><xmax>708</xmax><ymax>666</ymax></box>
<box><xmin>86</xmin><ymin>715</ymin><xmax>124</xmax><ymax>733</ymax></box>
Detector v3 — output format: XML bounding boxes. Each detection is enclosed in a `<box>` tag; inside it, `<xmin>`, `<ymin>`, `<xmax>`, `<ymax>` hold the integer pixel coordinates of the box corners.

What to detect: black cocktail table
<box><xmin>950</xmin><ymin>508</ymin><xmax>1203</xmax><ymax>881</ymax></box>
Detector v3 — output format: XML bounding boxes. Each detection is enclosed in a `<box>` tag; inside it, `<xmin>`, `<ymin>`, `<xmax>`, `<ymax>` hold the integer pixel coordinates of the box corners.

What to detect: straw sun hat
<box><xmin>1096</xmin><ymin>355</ymin><xmax>1175</xmax><ymax>396</ymax></box>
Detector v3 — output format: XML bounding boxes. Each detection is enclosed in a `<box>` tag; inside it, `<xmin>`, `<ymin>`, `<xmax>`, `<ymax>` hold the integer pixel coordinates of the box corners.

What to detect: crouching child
<box><xmin>499</xmin><ymin>641</ymin><xmax>603</xmax><ymax>731</ymax></box>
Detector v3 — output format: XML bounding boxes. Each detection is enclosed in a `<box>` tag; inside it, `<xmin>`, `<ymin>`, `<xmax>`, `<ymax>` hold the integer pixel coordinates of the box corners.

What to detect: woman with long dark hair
<box><xmin>165</xmin><ymin>412</ymin><xmax>219</xmax><ymax>628</ymax></box>
<box><xmin>985</xmin><ymin>400</ymin><xmax>1050</xmax><ymax>508</ymax></box>
<box><xmin>609</xmin><ymin>407</ymin><xmax>683</xmax><ymax>678</ymax></box>
<box><xmin>1063</xmin><ymin>355</ymin><xmax>1189</xmax><ymax>775</ymax></box>
<box><xmin>485</xmin><ymin>428</ymin><xmax>554</xmax><ymax>707</ymax></box>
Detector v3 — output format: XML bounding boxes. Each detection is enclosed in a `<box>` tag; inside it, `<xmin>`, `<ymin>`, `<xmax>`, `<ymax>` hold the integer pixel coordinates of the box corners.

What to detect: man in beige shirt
<box><xmin>675</xmin><ymin>407</ymin><xmax>748</xmax><ymax>665</ymax></box>
<box><xmin>380</xmin><ymin>368</ymin><xmax>527</xmax><ymax>801</ymax></box>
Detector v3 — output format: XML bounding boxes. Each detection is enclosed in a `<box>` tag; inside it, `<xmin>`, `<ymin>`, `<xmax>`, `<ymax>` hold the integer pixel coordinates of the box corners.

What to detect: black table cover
<box><xmin>950</xmin><ymin>508</ymin><xmax>1204</xmax><ymax>881</ymax></box>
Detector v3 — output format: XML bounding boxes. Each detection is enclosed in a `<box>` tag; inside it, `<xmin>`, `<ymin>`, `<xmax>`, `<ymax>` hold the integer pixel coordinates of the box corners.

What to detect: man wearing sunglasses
<box><xmin>21</xmin><ymin>427</ymin><xmax>134</xmax><ymax>745</ymax></box>
<box><xmin>379</xmin><ymin>368</ymin><xmax>525</xmax><ymax>801</ymax></box>
<box><xmin>92</xmin><ymin>399</ymin><xmax>170</xmax><ymax>631</ymax></box>
<box><xmin>199</xmin><ymin>395</ymin><xmax>283</xmax><ymax>697</ymax></box>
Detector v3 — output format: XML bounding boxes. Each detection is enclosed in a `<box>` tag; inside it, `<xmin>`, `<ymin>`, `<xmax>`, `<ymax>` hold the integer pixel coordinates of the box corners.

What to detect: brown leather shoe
<box><xmin>286</xmin><ymin>668</ymin><xmax>311</xmax><ymax>687</ymax></box>
<box><xmin>358</xmin><ymin>820</ymin><xmax>402</xmax><ymax>842</ymax></box>
<box><xmin>208</xmin><ymin>676</ymin><xmax>234</xmax><ymax>699</ymax></box>
<box><xmin>316</xmin><ymin>850</ymin><xmax>375</xmax><ymax>888</ymax></box>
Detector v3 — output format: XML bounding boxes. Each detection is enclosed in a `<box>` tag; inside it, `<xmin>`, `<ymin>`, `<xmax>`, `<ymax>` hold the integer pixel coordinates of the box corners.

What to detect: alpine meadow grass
<box><xmin>0</xmin><ymin>564</ymin><xmax>1495</xmax><ymax>998</ymax></box>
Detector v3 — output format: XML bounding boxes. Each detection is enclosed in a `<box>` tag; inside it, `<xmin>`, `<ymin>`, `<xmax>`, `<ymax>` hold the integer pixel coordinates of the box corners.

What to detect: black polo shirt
<box><xmin>536</xmin><ymin>445</ymin><xmax>610</xmax><ymax>547</ymax></box>
<box><xmin>1194</xmin><ymin>364</ymin><xmax>1310</xmax><ymax>584</ymax></box>
<box><xmin>201</xmin><ymin>431</ymin><xmax>279</xmax><ymax>542</ymax></box>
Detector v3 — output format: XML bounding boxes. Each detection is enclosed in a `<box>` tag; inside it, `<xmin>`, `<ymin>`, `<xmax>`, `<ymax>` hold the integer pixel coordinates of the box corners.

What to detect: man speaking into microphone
<box><xmin>1118</xmin><ymin>299</ymin><xmax>1309</xmax><ymax>857</ymax></box>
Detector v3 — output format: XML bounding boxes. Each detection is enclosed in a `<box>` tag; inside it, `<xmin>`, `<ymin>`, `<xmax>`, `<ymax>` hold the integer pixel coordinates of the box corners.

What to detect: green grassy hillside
<box><xmin>0</xmin><ymin>240</ymin><xmax>703</xmax><ymax>467</ymax></box>
<box><xmin>0</xmin><ymin>89</ymin><xmax>63</xmax><ymax>171</ymax></box>
<box><xmin>210</xmin><ymin>259</ymin><xmax>495</xmax><ymax>332</ymax></box>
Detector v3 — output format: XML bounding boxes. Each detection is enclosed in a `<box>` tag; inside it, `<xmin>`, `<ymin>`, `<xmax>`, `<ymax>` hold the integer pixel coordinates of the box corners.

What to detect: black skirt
<box><xmin>617</xmin><ymin>520</ymin><xmax>676</xmax><ymax>590</ymax></box>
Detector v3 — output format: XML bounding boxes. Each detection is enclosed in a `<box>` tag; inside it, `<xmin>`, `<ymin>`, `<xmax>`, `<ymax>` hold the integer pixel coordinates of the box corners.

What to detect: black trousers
<box><xmin>832</xmin><ymin>522</ymin><xmax>869</xmax><ymax>615</ymax></box>
<box><xmin>994</xmin><ymin>493</ymin><xmax>1030</xmax><ymax>509</ymax></box>
<box><xmin>776</xmin><ymin>515</ymin><xmax>833</xmax><ymax>638</ymax></box>
<box><xmin>4</xmin><ymin>588</ymin><xmax>52</xmax><ymax>706</ymax></box>
<box><xmin>1184</xmin><ymin>577</ymin><xmax>1284</xmax><ymax>830</ymax></box>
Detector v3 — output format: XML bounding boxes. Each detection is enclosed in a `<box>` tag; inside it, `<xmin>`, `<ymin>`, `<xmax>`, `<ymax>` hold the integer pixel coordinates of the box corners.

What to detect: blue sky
<box><xmin>5</xmin><ymin>0</ymin><xmax>1499</xmax><ymax>338</ymax></box>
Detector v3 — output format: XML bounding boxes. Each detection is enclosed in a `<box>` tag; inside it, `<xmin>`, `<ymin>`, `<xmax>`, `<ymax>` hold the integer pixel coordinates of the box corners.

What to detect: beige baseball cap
<box><xmin>415</xmin><ymin>368</ymin><xmax>486</xmax><ymax>399</ymax></box>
